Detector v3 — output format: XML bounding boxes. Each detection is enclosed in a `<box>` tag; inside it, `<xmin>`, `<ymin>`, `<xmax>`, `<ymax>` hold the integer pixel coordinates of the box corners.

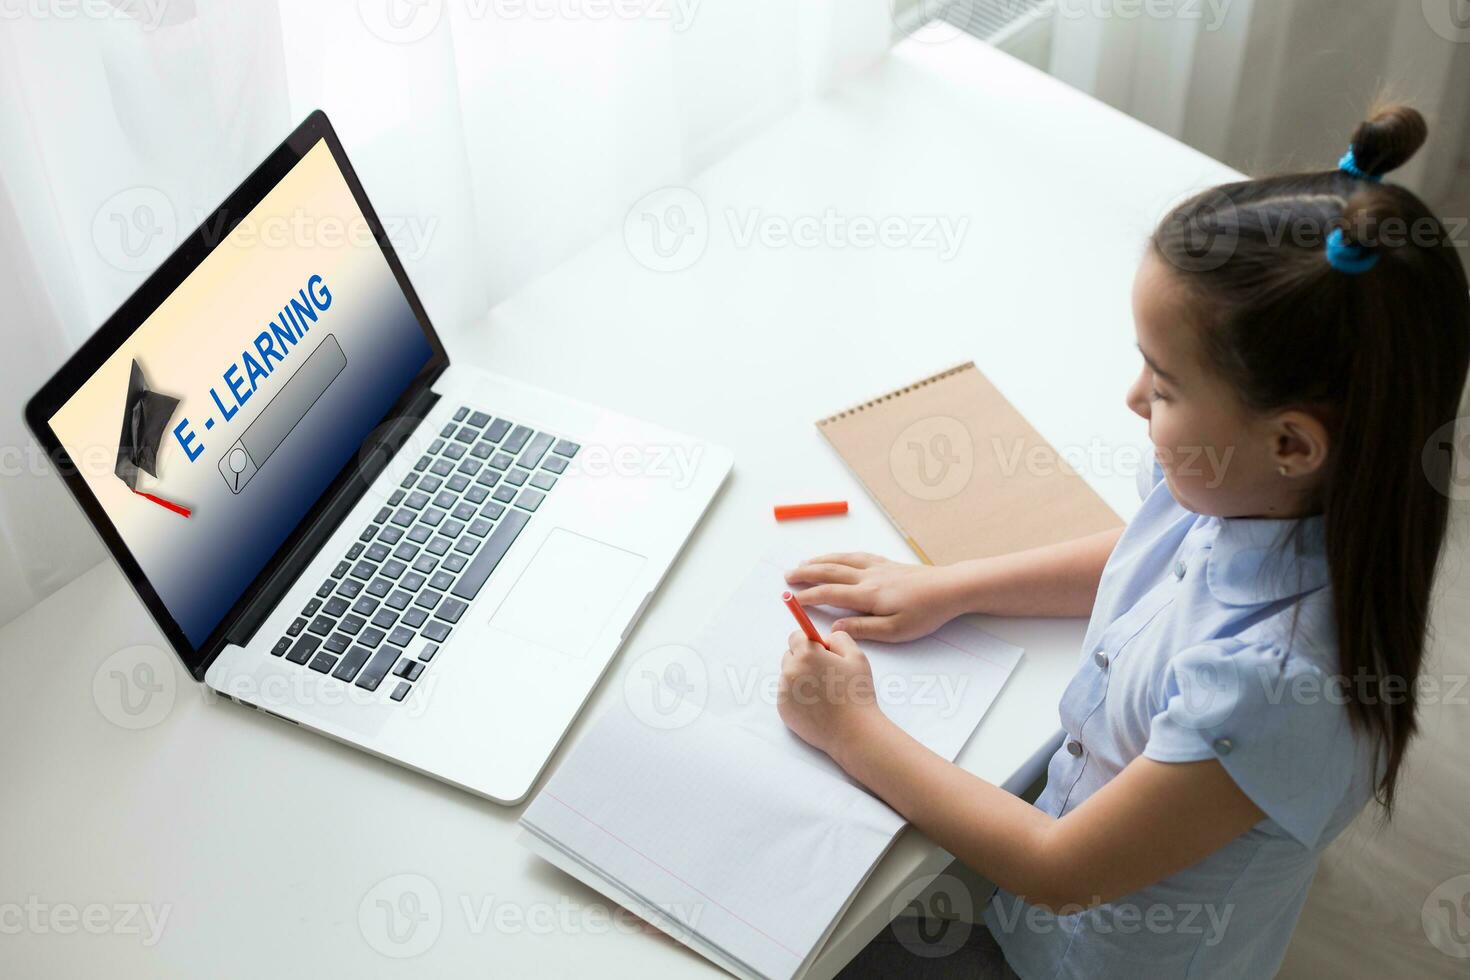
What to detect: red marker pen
<box><xmin>782</xmin><ymin>590</ymin><xmax>829</xmax><ymax>650</ymax></box>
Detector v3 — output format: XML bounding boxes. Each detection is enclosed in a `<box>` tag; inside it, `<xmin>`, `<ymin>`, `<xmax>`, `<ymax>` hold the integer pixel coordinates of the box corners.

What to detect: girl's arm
<box><xmin>779</xmin><ymin>632</ymin><xmax>1265</xmax><ymax>910</ymax></box>
<box><xmin>785</xmin><ymin>528</ymin><xmax>1123</xmax><ymax>642</ymax></box>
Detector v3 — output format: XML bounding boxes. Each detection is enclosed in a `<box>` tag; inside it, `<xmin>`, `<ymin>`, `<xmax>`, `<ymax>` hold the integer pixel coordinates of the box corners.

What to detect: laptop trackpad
<box><xmin>487</xmin><ymin>529</ymin><xmax>645</xmax><ymax>658</ymax></box>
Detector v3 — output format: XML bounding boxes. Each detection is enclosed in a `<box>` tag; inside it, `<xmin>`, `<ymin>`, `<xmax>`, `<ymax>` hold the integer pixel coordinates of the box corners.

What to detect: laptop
<box><xmin>25</xmin><ymin>111</ymin><xmax>732</xmax><ymax>804</ymax></box>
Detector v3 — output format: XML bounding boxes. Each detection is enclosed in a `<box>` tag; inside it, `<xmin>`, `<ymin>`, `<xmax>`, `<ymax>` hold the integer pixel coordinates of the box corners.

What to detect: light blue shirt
<box><xmin>985</xmin><ymin>462</ymin><xmax>1376</xmax><ymax>979</ymax></box>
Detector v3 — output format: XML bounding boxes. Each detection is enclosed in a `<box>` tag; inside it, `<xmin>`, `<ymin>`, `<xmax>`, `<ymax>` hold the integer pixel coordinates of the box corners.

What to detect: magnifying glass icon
<box><xmin>227</xmin><ymin>448</ymin><xmax>248</xmax><ymax>491</ymax></box>
<box><xmin>218</xmin><ymin>440</ymin><xmax>258</xmax><ymax>494</ymax></box>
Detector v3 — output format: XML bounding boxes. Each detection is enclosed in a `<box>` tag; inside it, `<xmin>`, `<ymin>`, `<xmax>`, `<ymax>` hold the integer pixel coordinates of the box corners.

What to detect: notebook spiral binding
<box><xmin>815</xmin><ymin>362</ymin><xmax>975</xmax><ymax>427</ymax></box>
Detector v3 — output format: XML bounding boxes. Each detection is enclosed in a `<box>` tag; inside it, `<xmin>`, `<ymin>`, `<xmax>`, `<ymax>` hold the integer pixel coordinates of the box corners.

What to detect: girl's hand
<box><xmin>784</xmin><ymin>552</ymin><xmax>963</xmax><ymax>642</ymax></box>
<box><xmin>778</xmin><ymin>629</ymin><xmax>886</xmax><ymax>759</ymax></box>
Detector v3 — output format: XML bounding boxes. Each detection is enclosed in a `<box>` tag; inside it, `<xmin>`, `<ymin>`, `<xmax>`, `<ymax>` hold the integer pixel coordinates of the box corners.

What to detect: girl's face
<box><xmin>1125</xmin><ymin>253</ymin><xmax>1327</xmax><ymax>518</ymax></box>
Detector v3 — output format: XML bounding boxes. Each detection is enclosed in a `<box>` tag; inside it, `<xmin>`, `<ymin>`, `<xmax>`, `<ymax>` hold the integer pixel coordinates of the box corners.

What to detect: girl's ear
<box><xmin>1269</xmin><ymin>410</ymin><xmax>1331</xmax><ymax>479</ymax></box>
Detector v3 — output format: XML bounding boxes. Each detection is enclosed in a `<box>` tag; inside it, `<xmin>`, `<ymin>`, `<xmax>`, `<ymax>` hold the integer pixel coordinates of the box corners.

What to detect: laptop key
<box><xmin>435</xmin><ymin>490</ymin><xmax>457</xmax><ymax>509</ymax></box>
<box><xmin>451</xmin><ymin>507</ymin><xmax>530</xmax><ymax>600</ymax></box>
<box><xmin>455</xmin><ymin>426</ymin><xmax>478</xmax><ymax>444</ymax></box>
<box><xmin>422</xmin><ymin>621</ymin><xmax>451</xmax><ymax>643</ymax></box>
<box><xmin>372</xmin><ymin>609</ymin><xmax>399</xmax><ymax>630</ymax></box>
<box><xmin>340</xmin><ymin>614</ymin><xmax>366</xmax><ymax>635</ymax></box>
<box><xmin>543</xmin><ymin>454</ymin><xmax>568</xmax><ymax>475</ymax></box>
<box><xmin>386</xmin><ymin>589</ymin><xmax>413</xmax><ymax>611</ymax></box>
<box><xmin>444</xmin><ymin>442</ymin><xmax>467</xmax><ymax>461</ymax></box>
<box><xmin>288</xmin><ymin>617</ymin><xmax>307</xmax><ymax>636</ymax></box>
<box><xmin>442</xmin><ymin>553</ymin><xmax>468</xmax><ymax>573</ymax></box>
<box><xmin>481</xmin><ymin>502</ymin><xmax>505</xmax><ymax>520</ymax></box>
<box><xmin>412</xmin><ymin>554</ymin><xmax>438</xmax><ymax>574</ymax></box>
<box><xmin>470</xmin><ymin>441</ymin><xmax>493</xmax><ymax>460</ymax></box>
<box><xmin>492</xmin><ymin>485</ymin><xmax>517</xmax><ymax>503</ymax></box>
<box><xmin>359</xmin><ymin>525</ymin><xmax>378</xmax><ymax>542</ymax></box>
<box><xmin>486</xmin><ymin>418</ymin><xmax>511</xmax><ymax>442</ymax></box>
<box><xmin>519</xmin><ymin>432</ymin><xmax>554</xmax><ymax>469</ymax></box>
<box><xmin>488</xmin><ymin>452</ymin><xmax>513</xmax><ymax>472</ymax></box>
<box><xmin>381</xmin><ymin>559</ymin><xmax>407</xmax><ymax>580</ymax></box>
<box><xmin>403</xmin><ymin>608</ymin><xmax>429</xmax><ymax>628</ymax></box>
<box><xmin>367</xmin><ymin>577</ymin><xmax>393</xmax><ymax>598</ymax></box>
<box><xmin>333</xmin><ymin>645</ymin><xmax>373</xmax><ymax>682</ymax></box>
<box><xmin>324</xmin><ymin>596</ymin><xmax>350</xmax><ymax>617</ymax></box>
<box><xmin>308</xmin><ymin>651</ymin><xmax>338</xmax><ymax>674</ymax></box>
<box><xmin>391</xmin><ymin>508</ymin><xmax>415</xmax><ymax>527</ymax></box>
<box><xmin>440</xmin><ymin>422</ymin><xmax>457</xmax><ymax>438</ymax></box>
<box><xmin>375</xmin><ymin>506</ymin><xmax>392</xmax><ymax>523</ymax></box>
<box><xmin>365</xmin><ymin>543</ymin><xmax>390</xmax><ymax>563</ymax></box>
<box><xmin>453</xmin><ymin>502</ymin><xmax>477</xmax><ymax>522</ymax></box>
<box><xmin>406</xmin><ymin>490</ymin><xmax>430</xmax><ymax>510</ymax></box>
<box><xmin>336</xmin><ymin>579</ymin><xmax>363</xmax><ymax>599</ymax></box>
<box><xmin>308</xmin><ymin>615</ymin><xmax>334</xmax><ymax>636</ymax></box>
<box><xmin>402</xmin><ymin>572</ymin><xmax>427</xmax><ymax>592</ymax></box>
<box><xmin>552</xmin><ymin>439</ymin><xmax>580</xmax><ymax>457</ymax></box>
<box><xmin>454</xmin><ymin>536</ymin><xmax>479</xmax><ymax>556</ymax></box>
<box><xmin>468</xmin><ymin>410</ymin><xmax>491</xmax><ymax>427</ymax></box>
<box><xmin>393</xmin><ymin>659</ymin><xmax>424</xmax><ymax>681</ymax></box>
<box><xmin>390</xmin><ymin>681</ymin><xmax>412</xmax><ymax>702</ymax></box>
<box><xmin>429</xmin><ymin>571</ymin><xmax>454</xmax><ymax>592</ymax></box>
<box><xmin>355</xmin><ymin>645</ymin><xmax>401</xmax><ymax>691</ymax></box>
<box><xmin>347</xmin><ymin>543</ymin><xmax>365</xmax><ymax>560</ymax></box>
<box><xmin>401</xmin><ymin>472</ymin><xmax>418</xmax><ymax>489</ymax></box>
<box><xmin>419</xmin><ymin>475</ymin><xmax>443</xmax><ymax>494</ymax></box>
<box><xmin>503</xmin><ymin>425</ymin><xmax>532</xmax><ymax>454</ymax></box>
<box><xmin>324</xmin><ymin>632</ymin><xmax>351</xmax><ymax>654</ymax></box>
<box><xmin>428</xmin><ymin>439</ymin><xmax>445</xmax><ymax>455</ymax></box>
<box><xmin>360</xmin><ymin>627</ymin><xmax>387</xmax><ymax>648</ymax></box>
<box><xmin>388</xmin><ymin>626</ymin><xmax>415</xmax><ymax>648</ymax></box>
<box><xmin>316</xmin><ymin>580</ymin><xmax>335</xmax><ymax>598</ymax></box>
<box><xmin>426</xmin><ymin>537</ymin><xmax>451</xmax><ymax>556</ymax></box>
<box><xmin>351</xmin><ymin>561</ymin><xmax>376</xmax><ymax>580</ymax></box>
<box><xmin>430</xmin><ymin>459</ymin><xmax>453</xmax><ymax>477</ymax></box>
<box><xmin>447</xmin><ymin>474</ymin><xmax>470</xmax><ymax>492</ymax></box>
<box><xmin>467</xmin><ymin>517</ymin><xmax>492</xmax><ymax>537</ymax></box>
<box><xmin>415</xmin><ymin>590</ymin><xmax>442</xmax><ymax>610</ymax></box>
<box><xmin>378</xmin><ymin>526</ymin><xmax>403</xmax><ymax>545</ymax></box>
<box><xmin>418</xmin><ymin>642</ymin><xmax>439</xmax><ymax>662</ymax></box>
<box><xmin>421</xmin><ymin>508</ymin><xmax>445</xmax><ymax>527</ymax></box>
<box><xmin>504</xmin><ymin>467</ymin><xmax>529</xmax><ymax>487</ymax></box>
<box><xmin>467</xmin><ymin>485</ymin><xmax>490</xmax><ymax>504</ymax></box>
<box><xmin>332</xmin><ymin>561</ymin><xmax>351</xmax><ymax>578</ymax></box>
<box><xmin>286</xmin><ymin>635</ymin><xmax>320</xmax><ymax>665</ymax></box>
<box><xmin>441</xmin><ymin>519</ymin><xmax>465</xmax><ymax>538</ymax></box>
<box><xmin>387</xmin><ymin>489</ymin><xmax>405</xmax><ymax>506</ymax></box>
<box><xmin>475</xmin><ymin>469</ymin><xmax>500</xmax><ymax>488</ymax></box>
<box><xmin>530</xmin><ymin>471</ymin><xmax>556</xmax><ymax>491</ymax></box>
<box><xmin>436</xmin><ymin>597</ymin><xmax>468</xmax><ymax>624</ymax></box>
<box><xmin>352</xmin><ymin>595</ymin><xmax>379</xmax><ymax>616</ymax></box>
<box><xmin>407</xmin><ymin>525</ymin><xmax>432</xmax><ymax>544</ymax></box>
<box><xmin>515</xmin><ymin>489</ymin><xmax>545</xmax><ymax>512</ymax></box>
<box><xmin>453</xmin><ymin>406</ymin><xmax>468</xmax><ymax>422</ymax></box>
<box><xmin>270</xmin><ymin>637</ymin><xmax>292</xmax><ymax>657</ymax></box>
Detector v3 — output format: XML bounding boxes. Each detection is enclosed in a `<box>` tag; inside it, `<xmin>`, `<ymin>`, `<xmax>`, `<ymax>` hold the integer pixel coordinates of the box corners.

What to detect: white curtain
<box><xmin>1050</xmin><ymin>0</ymin><xmax>1470</xmax><ymax>203</ymax></box>
<box><xmin>0</xmin><ymin>0</ymin><xmax>892</xmax><ymax>625</ymax></box>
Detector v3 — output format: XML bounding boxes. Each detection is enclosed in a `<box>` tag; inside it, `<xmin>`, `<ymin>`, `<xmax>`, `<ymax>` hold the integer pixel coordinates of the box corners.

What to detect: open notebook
<box><xmin>519</xmin><ymin>555</ymin><xmax>1023</xmax><ymax>980</ymax></box>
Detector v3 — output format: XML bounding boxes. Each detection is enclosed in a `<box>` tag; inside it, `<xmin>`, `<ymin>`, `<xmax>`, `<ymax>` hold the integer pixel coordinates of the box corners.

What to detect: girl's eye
<box><xmin>1150</xmin><ymin>387</ymin><xmax>1169</xmax><ymax>402</ymax></box>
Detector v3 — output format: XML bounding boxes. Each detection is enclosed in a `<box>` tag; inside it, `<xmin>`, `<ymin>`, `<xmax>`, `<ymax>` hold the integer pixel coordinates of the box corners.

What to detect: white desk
<box><xmin>0</xmin><ymin>34</ymin><xmax>1237</xmax><ymax>979</ymax></box>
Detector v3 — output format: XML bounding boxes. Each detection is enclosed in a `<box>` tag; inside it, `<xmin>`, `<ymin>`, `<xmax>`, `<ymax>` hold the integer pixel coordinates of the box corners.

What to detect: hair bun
<box><xmin>1348</xmin><ymin>103</ymin><xmax>1428</xmax><ymax>178</ymax></box>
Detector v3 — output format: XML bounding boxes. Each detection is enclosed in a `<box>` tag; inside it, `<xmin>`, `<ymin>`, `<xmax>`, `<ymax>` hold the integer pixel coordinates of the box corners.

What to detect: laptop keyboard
<box><xmin>268</xmin><ymin>406</ymin><xmax>578</xmax><ymax>703</ymax></box>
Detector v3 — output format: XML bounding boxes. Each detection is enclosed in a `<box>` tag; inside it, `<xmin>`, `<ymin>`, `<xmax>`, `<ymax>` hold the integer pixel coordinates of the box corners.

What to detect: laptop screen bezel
<box><xmin>23</xmin><ymin>110</ymin><xmax>450</xmax><ymax>680</ymax></box>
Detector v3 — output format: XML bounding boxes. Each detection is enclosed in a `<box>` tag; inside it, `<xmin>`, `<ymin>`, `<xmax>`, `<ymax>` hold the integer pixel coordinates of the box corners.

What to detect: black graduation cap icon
<box><xmin>115</xmin><ymin>359</ymin><xmax>191</xmax><ymax>517</ymax></box>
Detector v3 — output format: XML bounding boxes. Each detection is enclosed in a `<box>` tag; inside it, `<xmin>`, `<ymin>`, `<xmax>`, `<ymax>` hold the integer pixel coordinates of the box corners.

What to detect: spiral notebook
<box><xmin>816</xmin><ymin>362</ymin><xmax>1121</xmax><ymax>565</ymax></box>
<box><xmin>519</xmin><ymin>554</ymin><xmax>1023</xmax><ymax>980</ymax></box>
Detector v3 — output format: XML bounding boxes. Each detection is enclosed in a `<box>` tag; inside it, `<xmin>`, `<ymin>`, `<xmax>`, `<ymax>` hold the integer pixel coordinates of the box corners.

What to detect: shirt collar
<box><xmin>1203</xmin><ymin>513</ymin><xmax>1330</xmax><ymax>606</ymax></box>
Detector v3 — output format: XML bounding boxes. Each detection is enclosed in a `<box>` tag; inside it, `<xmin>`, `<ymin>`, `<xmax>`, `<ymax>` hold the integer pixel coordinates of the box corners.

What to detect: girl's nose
<box><xmin>1126</xmin><ymin>371</ymin><xmax>1151</xmax><ymax>420</ymax></box>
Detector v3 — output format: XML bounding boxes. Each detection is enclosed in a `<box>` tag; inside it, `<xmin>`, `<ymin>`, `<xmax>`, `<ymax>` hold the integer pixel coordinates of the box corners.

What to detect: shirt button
<box><xmin>1093</xmin><ymin>650</ymin><xmax>1109</xmax><ymax>670</ymax></box>
<box><xmin>1213</xmin><ymin>737</ymin><xmax>1234</xmax><ymax>755</ymax></box>
<box><xmin>1066</xmin><ymin>739</ymin><xmax>1083</xmax><ymax>757</ymax></box>
<box><xmin>1174</xmin><ymin>559</ymin><xmax>1187</xmax><ymax>580</ymax></box>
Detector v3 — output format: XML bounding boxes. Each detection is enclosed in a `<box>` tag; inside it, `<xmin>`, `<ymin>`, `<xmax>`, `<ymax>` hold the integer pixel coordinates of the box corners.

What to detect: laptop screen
<box><xmin>47</xmin><ymin>138</ymin><xmax>435</xmax><ymax>648</ymax></box>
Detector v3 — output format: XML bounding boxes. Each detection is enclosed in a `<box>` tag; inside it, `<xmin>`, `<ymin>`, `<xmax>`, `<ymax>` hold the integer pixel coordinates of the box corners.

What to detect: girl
<box><xmin>779</xmin><ymin>105</ymin><xmax>1469</xmax><ymax>978</ymax></box>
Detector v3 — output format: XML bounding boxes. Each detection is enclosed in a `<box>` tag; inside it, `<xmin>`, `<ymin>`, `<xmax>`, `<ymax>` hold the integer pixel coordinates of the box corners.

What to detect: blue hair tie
<box><xmin>1338</xmin><ymin>146</ymin><xmax>1381</xmax><ymax>182</ymax></box>
<box><xmin>1326</xmin><ymin>227</ymin><xmax>1379</xmax><ymax>275</ymax></box>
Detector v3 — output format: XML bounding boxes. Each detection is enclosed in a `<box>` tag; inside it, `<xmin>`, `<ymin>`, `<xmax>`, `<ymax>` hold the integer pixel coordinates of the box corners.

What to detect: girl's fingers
<box><xmin>830</xmin><ymin>616</ymin><xmax>896</xmax><ymax>641</ymax></box>
<box><xmin>785</xmin><ymin>562</ymin><xmax>861</xmax><ymax>586</ymax></box>
<box><xmin>791</xmin><ymin>583</ymin><xmax>865</xmax><ymax>609</ymax></box>
<box><xmin>826</xmin><ymin>630</ymin><xmax>862</xmax><ymax>656</ymax></box>
<box><xmin>807</xmin><ymin>552</ymin><xmax>879</xmax><ymax>569</ymax></box>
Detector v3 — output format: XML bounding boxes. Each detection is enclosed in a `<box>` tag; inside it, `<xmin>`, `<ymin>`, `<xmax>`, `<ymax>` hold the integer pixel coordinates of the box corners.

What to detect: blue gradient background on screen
<box><xmin>49</xmin><ymin>141</ymin><xmax>434</xmax><ymax>647</ymax></box>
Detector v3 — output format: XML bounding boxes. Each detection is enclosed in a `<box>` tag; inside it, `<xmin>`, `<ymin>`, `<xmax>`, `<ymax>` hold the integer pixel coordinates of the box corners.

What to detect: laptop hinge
<box><xmin>219</xmin><ymin>382</ymin><xmax>441</xmax><ymax>655</ymax></box>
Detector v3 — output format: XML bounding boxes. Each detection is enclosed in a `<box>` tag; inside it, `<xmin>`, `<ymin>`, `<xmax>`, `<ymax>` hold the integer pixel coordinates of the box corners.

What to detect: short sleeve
<box><xmin>1136</xmin><ymin>457</ymin><xmax>1165</xmax><ymax>501</ymax></box>
<box><xmin>1143</xmin><ymin>640</ymin><xmax>1359</xmax><ymax>848</ymax></box>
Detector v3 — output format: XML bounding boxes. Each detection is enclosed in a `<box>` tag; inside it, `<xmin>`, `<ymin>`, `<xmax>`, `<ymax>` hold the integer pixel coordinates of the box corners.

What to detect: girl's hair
<box><xmin>1150</xmin><ymin>104</ymin><xmax>1470</xmax><ymax>812</ymax></box>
